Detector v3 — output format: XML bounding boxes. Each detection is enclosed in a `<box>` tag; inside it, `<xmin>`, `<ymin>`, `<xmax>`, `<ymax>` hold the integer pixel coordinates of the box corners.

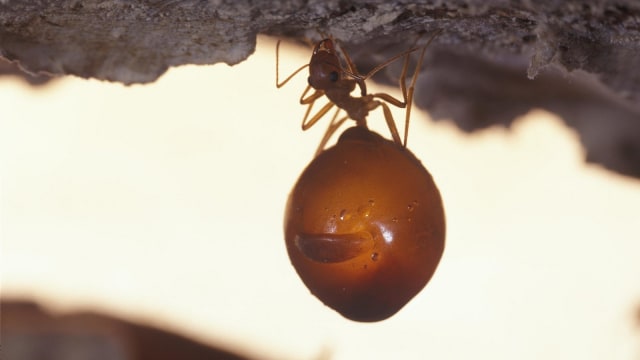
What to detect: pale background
<box><xmin>2</xmin><ymin>36</ymin><xmax>640</xmax><ymax>360</ymax></box>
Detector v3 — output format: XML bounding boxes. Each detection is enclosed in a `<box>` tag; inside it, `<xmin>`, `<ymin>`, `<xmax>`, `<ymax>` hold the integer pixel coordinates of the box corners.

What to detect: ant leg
<box><xmin>297</xmin><ymin>84</ymin><xmax>338</xmax><ymax>133</ymax></box>
<box><xmin>360</xmin><ymin>46</ymin><xmax>420</xmax><ymax>81</ymax></box>
<box><xmin>302</xmin><ymin>101</ymin><xmax>335</xmax><ymax>131</ymax></box>
<box><xmin>370</xmin><ymin>42</ymin><xmax>428</xmax><ymax>147</ymax></box>
<box><xmin>334</xmin><ymin>37</ymin><xmax>419</xmax><ymax>97</ymax></box>
<box><xmin>398</xmin><ymin>31</ymin><xmax>441</xmax><ymax>145</ymax></box>
<box><xmin>276</xmin><ymin>40</ymin><xmax>310</xmax><ymax>88</ymax></box>
<box><xmin>368</xmin><ymin>48</ymin><xmax>420</xmax><ymax>110</ymax></box>
<box><xmin>377</xmin><ymin>102</ymin><xmax>402</xmax><ymax>146</ymax></box>
<box><xmin>295</xmin><ymin>85</ymin><xmax>328</xmax><ymax>130</ymax></box>
<box><xmin>401</xmin><ymin>45</ymin><xmax>428</xmax><ymax>146</ymax></box>
<box><xmin>334</xmin><ymin>40</ymin><xmax>368</xmax><ymax>96</ymax></box>
<box><xmin>360</xmin><ymin>31</ymin><xmax>441</xmax><ymax>145</ymax></box>
<box><xmin>360</xmin><ymin>29</ymin><xmax>441</xmax><ymax>82</ymax></box>
<box><xmin>299</xmin><ymin>86</ymin><xmax>332</xmax><ymax>130</ymax></box>
<box><xmin>299</xmin><ymin>85</ymin><xmax>324</xmax><ymax>105</ymax></box>
<box><xmin>314</xmin><ymin>108</ymin><xmax>349</xmax><ymax>156</ymax></box>
<box><xmin>370</xmin><ymin>92</ymin><xmax>407</xmax><ymax>109</ymax></box>
<box><xmin>370</xmin><ymin>92</ymin><xmax>411</xmax><ymax>147</ymax></box>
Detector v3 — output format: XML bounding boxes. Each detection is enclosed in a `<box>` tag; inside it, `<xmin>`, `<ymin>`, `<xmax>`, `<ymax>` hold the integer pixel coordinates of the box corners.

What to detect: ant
<box><xmin>276</xmin><ymin>31</ymin><xmax>441</xmax><ymax>156</ymax></box>
<box><xmin>278</xmin><ymin>31</ymin><xmax>446</xmax><ymax>322</ymax></box>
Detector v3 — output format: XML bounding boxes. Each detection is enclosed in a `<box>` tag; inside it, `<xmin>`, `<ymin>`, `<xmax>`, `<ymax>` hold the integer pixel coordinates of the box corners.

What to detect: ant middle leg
<box><xmin>275</xmin><ymin>40</ymin><xmax>310</xmax><ymax>88</ymax></box>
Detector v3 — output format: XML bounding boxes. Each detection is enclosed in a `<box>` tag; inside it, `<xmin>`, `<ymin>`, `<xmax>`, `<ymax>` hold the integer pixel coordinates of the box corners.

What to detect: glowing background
<box><xmin>2</xmin><ymin>36</ymin><xmax>640</xmax><ymax>359</ymax></box>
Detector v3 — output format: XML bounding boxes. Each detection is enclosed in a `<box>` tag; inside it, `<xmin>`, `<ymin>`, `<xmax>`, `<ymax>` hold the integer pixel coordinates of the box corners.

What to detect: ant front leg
<box><xmin>301</xmin><ymin>99</ymin><xmax>336</xmax><ymax>131</ymax></box>
<box><xmin>393</xmin><ymin>31</ymin><xmax>440</xmax><ymax>146</ymax></box>
<box><xmin>275</xmin><ymin>40</ymin><xmax>309</xmax><ymax>88</ymax></box>
<box><xmin>298</xmin><ymin>85</ymin><xmax>335</xmax><ymax>131</ymax></box>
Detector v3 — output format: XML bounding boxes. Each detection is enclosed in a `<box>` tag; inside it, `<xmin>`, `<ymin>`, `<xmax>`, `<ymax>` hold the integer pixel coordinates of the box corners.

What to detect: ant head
<box><xmin>308</xmin><ymin>39</ymin><xmax>342</xmax><ymax>90</ymax></box>
<box><xmin>313</xmin><ymin>38</ymin><xmax>336</xmax><ymax>54</ymax></box>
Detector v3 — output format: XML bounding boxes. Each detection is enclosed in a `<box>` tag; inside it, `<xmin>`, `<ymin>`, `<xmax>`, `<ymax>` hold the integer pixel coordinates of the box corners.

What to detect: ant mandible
<box><xmin>276</xmin><ymin>31</ymin><xmax>441</xmax><ymax>156</ymax></box>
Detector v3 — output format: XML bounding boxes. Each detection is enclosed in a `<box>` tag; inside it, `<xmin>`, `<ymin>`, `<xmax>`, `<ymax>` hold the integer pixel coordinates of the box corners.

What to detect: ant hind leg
<box><xmin>402</xmin><ymin>45</ymin><xmax>428</xmax><ymax>147</ymax></box>
<box><xmin>401</xmin><ymin>30</ymin><xmax>441</xmax><ymax>145</ymax></box>
<box><xmin>315</xmin><ymin>108</ymin><xmax>349</xmax><ymax>157</ymax></box>
<box><xmin>378</xmin><ymin>102</ymin><xmax>402</xmax><ymax>146</ymax></box>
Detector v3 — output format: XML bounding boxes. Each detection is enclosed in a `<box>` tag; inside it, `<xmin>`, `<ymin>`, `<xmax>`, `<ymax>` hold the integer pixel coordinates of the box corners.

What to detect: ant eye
<box><xmin>307</xmin><ymin>76</ymin><xmax>314</xmax><ymax>87</ymax></box>
<box><xmin>329</xmin><ymin>71</ymin><xmax>339</xmax><ymax>82</ymax></box>
<box><xmin>284</xmin><ymin>127</ymin><xmax>445</xmax><ymax>322</ymax></box>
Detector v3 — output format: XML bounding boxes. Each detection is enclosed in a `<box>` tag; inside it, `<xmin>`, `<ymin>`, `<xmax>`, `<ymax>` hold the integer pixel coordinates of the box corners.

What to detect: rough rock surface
<box><xmin>1</xmin><ymin>1</ymin><xmax>639</xmax><ymax>177</ymax></box>
<box><xmin>3</xmin><ymin>300</ymin><xmax>254</xmax><ymax>360</ymax></box>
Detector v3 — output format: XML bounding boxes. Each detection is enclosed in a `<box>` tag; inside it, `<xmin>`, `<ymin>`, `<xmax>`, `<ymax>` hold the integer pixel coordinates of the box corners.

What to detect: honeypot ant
<box><xmin>279</xmin><ymin>31</ymin><xmax>446</xmax><ymax>322</ymax></box>
<box><xmin>276</xmin><ymin>31</ymin><xmax>441</xmax><ymax>155</ymax></box>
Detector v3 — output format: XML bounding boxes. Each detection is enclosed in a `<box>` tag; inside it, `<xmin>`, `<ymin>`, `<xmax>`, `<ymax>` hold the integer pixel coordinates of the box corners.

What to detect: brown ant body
<box><xmin>279</xmin><ymin>32</ymin><xmax>446</xmax><ymax>322</ymax></box>
<box><xmin>276</xmin><ymin>31</ymin><xmax>440</xmax><ymax>155</ymax></box>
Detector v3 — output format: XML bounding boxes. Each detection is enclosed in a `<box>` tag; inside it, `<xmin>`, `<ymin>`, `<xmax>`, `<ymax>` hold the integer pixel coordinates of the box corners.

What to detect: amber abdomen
<box><xmin>284</xmin><ymin>127</ymin><xmax>445</xmax><ymax>322</ymax></box>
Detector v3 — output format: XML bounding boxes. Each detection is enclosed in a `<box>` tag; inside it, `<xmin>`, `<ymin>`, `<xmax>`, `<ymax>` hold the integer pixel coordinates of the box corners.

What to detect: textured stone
<box><xmin>1</xmin><ymin>1</ymin><xmax>639</xmax><ymax>177</ymax></box>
